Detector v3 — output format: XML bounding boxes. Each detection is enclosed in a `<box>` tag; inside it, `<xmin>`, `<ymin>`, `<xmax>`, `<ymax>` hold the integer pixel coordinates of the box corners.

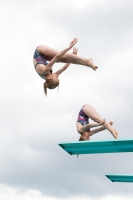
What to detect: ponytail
<box><xmin>43</xmin><ymin>80</ymin><xmax>59</xmax><ymax>96</ymax></box>
<box><xmin>43</xmin><ymin>82</ymin><xmax>47</xmax><ymax>96</ymax></box>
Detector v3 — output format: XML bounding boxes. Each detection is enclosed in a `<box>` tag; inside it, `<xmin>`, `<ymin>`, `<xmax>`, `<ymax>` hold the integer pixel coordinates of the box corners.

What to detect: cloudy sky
<box><xmin>0</xmin><ymin>0</ymin><xmax>133</xmax><ymax>199</ymax></box>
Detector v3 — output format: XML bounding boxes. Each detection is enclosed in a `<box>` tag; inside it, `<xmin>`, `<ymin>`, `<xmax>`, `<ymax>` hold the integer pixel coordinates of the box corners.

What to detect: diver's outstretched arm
<box><xmin>89</xmin><ymin>121</ymin><xmax>113</xmax><ymax>136</ymax></box>
<box><xmin>55</xmin><ymin>47</ymin><xmax>78</xmax><ymax>76</ymax></box>
<box><xmin>79</xmin><ymin>119</ymin><xmax>105</xmax><ymax>133</ymax></box>
<box><xmin>46</xmin><ymin>38</ymin><xmax>77</xmax><ymax>68</ymax></box>
<box><xmin>89</xmin><ymin>126</ymin><xmax>106</xmax><ymax>136</ymax></box>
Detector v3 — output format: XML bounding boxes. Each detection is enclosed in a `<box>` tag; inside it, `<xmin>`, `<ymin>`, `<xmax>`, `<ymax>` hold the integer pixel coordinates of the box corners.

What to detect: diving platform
<box><xmin>58</xmin><ymin>138</ymin><xmax>133</xmax><ymax>155</ymax></box>
<box><xmin>106</xmin><ymin>174</ymin><xmax>133</xmax><ymax>182</ymax></box>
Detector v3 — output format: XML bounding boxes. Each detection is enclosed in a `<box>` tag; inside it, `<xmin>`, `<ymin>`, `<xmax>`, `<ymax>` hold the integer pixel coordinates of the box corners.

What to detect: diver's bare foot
<box><xmin>114</xmin><ymin>130</ymin><xmax>118</xmax><ymax>139</ymax></box>
<box><xmin>87</xmin><ymin>58</ymin><xmax>98</xmax><ymax>71</ymax></box>
<box><xmin>112</xmin><ymin>130</ymin><xmax>118</xmax><ymax>139</ymax></box>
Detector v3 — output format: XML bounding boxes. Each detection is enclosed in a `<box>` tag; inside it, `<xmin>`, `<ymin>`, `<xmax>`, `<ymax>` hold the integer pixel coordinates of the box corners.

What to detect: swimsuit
<box><xmin>34</xmin><ymin>48</ymin><xmax>48</xmax><ymax>67</ymax></box>
<box><xmin>33</xmin><ymin>48</ymin><xmax>49</xmax><ymax>80</ymax></box>
<box><xmin>77</xmin><ymin>107</ymin><xmax>90</xmax><ymax>132</ymax></box>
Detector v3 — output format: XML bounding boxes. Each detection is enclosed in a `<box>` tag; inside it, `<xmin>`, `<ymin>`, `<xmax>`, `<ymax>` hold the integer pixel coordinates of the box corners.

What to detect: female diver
<box><xmin>33</xmin><ymin>38</ymin><xmax>98</xmax><ymax>95</ymax></box>
<box><xmin>77</xmin><ymin>104</ymin><xmax>118</xmax><ymax>141</ymax></box>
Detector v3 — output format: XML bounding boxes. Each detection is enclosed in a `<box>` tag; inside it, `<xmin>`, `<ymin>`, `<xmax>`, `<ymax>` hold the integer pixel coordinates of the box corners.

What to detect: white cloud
<box><xmin>0</xmin><ymin>184</ymin><xmax>133</xmax><ymax>200</ymax></box>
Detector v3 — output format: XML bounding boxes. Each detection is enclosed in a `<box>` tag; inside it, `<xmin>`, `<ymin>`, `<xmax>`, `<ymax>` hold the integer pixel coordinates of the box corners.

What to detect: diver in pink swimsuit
<box><xmin>77</xmin><ymin>104</ymin><xmax>118</xmax><ymax>141</ymax></box>
<box><xmin>33</xmin><ymin>38</ymin><xmax>98</xmax><ymax>95</ymax></box>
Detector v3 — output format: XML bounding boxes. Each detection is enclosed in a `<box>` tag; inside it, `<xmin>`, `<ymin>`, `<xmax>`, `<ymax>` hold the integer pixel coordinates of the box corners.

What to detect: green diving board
<box><xmin>106</xmin><ymin>174</ymin><xmax>133</xmax><ymax>182</ymax></box>
<box><xmin>58</xmin><ymin>138</ymin><xmax>133</xmax><ymax>155</ymax></box>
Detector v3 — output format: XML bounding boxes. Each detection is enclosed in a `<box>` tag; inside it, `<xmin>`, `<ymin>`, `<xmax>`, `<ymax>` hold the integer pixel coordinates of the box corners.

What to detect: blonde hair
<box><xmin>43</xmin><ymin>81</ymin><xmax>59</xmax><ymax>96</ymax></box>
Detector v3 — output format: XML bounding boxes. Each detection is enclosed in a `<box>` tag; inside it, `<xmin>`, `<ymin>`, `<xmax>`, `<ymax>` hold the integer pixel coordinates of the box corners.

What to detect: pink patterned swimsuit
<box><xmin>33</xmin><ymin>48</ymin><xmax>52</xmax><ymax>80</ymax></box>
<box><xmin>77</xmin><ymin>107</ymin><xmax>90</xmax><ymax>132</ymax></box>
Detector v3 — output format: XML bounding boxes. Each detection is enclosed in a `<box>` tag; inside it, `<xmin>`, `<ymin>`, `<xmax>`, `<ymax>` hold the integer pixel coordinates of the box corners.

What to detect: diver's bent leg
<box><xmin>83</xmin><ymin>104</ymin><xmax>118</xmax><ymax>138</ymax></box>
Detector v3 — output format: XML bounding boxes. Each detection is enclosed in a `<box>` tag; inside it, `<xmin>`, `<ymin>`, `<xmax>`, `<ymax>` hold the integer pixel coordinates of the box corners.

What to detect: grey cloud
<box><xmin>0</xmin><ymin>0</ymin><xmax>133</xmax><ymax>199</ymax></box>
<box><xmin>39</xmin><ymin>0</ymin><xmax>133</xmax><ymax>60</ymax></box>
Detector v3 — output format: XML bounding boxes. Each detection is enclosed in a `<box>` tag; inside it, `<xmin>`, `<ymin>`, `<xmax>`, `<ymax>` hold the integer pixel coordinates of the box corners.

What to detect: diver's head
<box><xmin>79</xmin><ymin>131</ymin><xmax>90</xmax><ymax>141</ymax></box>
<box><xmin>43</xmin><ymin>73</ymin><xmax>59</xmax><ymax>96</ymax></box>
